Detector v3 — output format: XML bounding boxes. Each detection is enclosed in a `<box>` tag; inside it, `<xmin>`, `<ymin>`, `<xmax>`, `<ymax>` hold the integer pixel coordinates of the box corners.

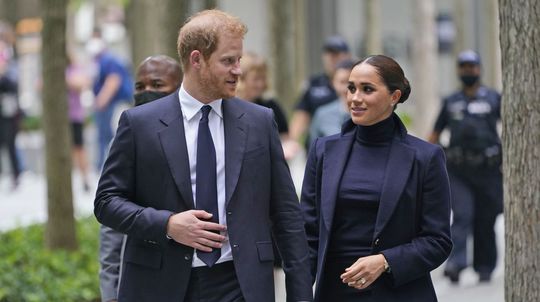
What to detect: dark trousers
<box><xmin>0</xmin><ymin>117</ymin><xmax>20</xmax><ymax>180</ymax></box>
<box><xmin>445</xmin><ymin>168</ymin><xmax>502</xmax><ymax>275</ymax></box>
<box><xmin>185</xmin><ymin>261</ymin><xmax>244</xmax><ymax>302</ymax></box>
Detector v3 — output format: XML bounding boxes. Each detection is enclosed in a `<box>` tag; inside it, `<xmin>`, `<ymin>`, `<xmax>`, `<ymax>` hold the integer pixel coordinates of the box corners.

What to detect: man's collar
<box><xmin>178</xmin><ymin>84</ymin><xmax>223</xmax><ymax>121</ymax></box>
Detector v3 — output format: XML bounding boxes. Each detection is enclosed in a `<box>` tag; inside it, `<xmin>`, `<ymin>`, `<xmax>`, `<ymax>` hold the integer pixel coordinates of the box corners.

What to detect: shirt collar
<box><xmin>178</xmin><ymin>84</ymin><xmax>223</xmax><ymax>121</ymax></box>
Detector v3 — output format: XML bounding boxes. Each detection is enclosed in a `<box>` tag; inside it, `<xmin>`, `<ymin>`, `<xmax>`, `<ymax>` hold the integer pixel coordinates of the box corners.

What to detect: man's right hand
<box><xmin>166</xmin><ymin>210</ymin><xmax>226</xmax><ymax>252</ymax></box>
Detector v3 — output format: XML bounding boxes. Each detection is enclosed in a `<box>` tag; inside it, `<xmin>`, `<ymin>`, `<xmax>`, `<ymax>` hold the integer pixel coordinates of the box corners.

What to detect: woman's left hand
<box><xmin>340</xmin><ymin>254</ymin><xmax>387</xmax><ymax>290</ymax></box>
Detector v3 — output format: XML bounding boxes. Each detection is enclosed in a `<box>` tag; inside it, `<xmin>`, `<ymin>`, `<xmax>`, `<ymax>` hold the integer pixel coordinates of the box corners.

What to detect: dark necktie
<box><xmin>195</xmin><ymin>105</ymin><xmax>220</xmax><ymax>267</ymax></box>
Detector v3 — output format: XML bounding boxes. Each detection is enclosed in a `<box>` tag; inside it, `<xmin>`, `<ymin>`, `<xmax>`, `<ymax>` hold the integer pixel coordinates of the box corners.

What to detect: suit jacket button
<box><xmin>184</xmin><ymin>254</ymin><xmax>192</xmax><ymax>261</ymax></box>
<box><xmin>227</xmin><ymin>211</ymin><xmax>232</xmax><ymax>215</ymax></box>
<box><xmin>374</xmin><ymin>238</ymin><xmax>380</xmax><ymax>246</ymax></box>
<box><xmin>233</xmin><ymin>244</ymin><xmax>239</xmax><ymax>248</ymax></box>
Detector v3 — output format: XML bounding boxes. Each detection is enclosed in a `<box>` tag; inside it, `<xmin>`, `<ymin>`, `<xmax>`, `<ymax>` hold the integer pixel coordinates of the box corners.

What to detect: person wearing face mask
<box><xmin>86</xmin><ymin>30</ymin><xmax>134</xmax><ymax>171</ymax></box>
<box><xmin>98</xmin><ymin>54</ymin><xmax>182</xmax><ymax>302</ymax></box>
<box><xmin>133</xmin><ymin>55</ymin><xmax>183</xmax><ymax>106</ymax></box>
<box><xmin>428</xmin><ymin>50</ymin><xmax>502</xmax><ymax>285</ymax></box>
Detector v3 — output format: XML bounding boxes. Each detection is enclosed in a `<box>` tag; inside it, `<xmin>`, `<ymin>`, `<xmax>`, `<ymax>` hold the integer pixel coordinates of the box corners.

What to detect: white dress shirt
<box><xmin>178</xmin><ymin>85</ymin><xmax>232</xmax><ymax>267</ymax></box>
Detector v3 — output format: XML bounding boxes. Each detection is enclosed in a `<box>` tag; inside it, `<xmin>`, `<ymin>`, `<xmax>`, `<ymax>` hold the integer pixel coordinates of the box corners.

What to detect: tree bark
<box><xmin>0</xmin><ymin>0</ymin><xmax>40</xmax><ymax>26</ymax></box>
<box><xmin>411</xmin><ymin>0</ymin><xmax>438</xmax><ymax>139</ymax></box>
<box><xmin>162</xmin><ymin>0</ymin><xmax>190</xmax><ymax>61</ymax></box>
<box><xmin>499</xmin><ymin>0</ymin><xmax>540</xmax><ymax>301</ymax></box>
<box><xmin>203</xmin><ymin>0</ymin><xmax>217</xmax><ymax>10</ymax></box>
<box><xmin>269</xmin><ymin>0</ymin><xmax>295</xmax><ymax>112</ymax></box>
<box><xmin>127</xmin><ymin>0</ymin><xmax>189</xmax><ymax>67</ymax></box>
<box><xmin>365</xmin><ymin>0</ymin><xmax>382</xmax><ymax>55</ymax></box>
<box><xmin>484</xmin><ymin>0</ymin><xmax>502</xmax><ymax>91</ymax></box>
<box><xmin>292</xmin><ymin>0</ymin><xmax>307</xmax><ymax>106</ymax></box>
<box><xmin>42</xmin><ymin>0</ymin><xmax>77</xmax><ymax>250</ymax></box>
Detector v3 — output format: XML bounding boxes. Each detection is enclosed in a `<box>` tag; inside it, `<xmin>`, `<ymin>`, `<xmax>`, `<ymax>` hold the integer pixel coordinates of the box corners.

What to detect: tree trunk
<box><xmin>162</xmin><ymin>0</ymin><xmax>190</xmax><ymax>61</ymax></box>
<box><xmin>127</xmin><ymin>0</ymin><xmax>189</xmax><ymax>67</ymax></box>
<box><xmin>42</xmin><ymin>0</ymin><xmax>77</xmax><ymax>250</ymax></box>
<box><xmin>499</xmin><ymin>0</ymin><xmax>540</xmax><ymax>301</ymax></box>
<box><xmin>364</xmin><ymin>0</ymin><xmax>382</xmax><ymax>55</ymax></box>
<box><xmin>484</xmin><ymin>0</ymin><xmax>502</xmax><ymax>91</ymax></box>
<box><xmin>269</xmin><ymin>0</ymin><xmax>295</xmax><ymax>112</ymax></box>
<box><xmin>292</xmin><ymin>0</ymin><xmax>307</xmax><ymax>109</ymax></box>
<box><xmin>0</xmin><ymin>0</ymin><xmax>40</xmax><ymax>26</ymax></box>
<box><xmin>411</xmin><ymin>0</ymin><xmax>438</xmax><ymax>139</ymax></box>
<box><xmin>203</xmin><ymin>0</ymin><xmax>217</xmax><ymax>10</ymax></box>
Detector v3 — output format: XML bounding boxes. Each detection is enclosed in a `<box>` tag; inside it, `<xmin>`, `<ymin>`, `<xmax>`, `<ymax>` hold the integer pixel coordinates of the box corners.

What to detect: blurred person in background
<box><xmin>236</xmin><ymin>51</ymin><xmax>292</xmax><ymax>159</ymax></box>
<box><xmin>302</xmin><ymin>55</ymin><xmax>452</xmax><ymax>301</ymax></box>
<box><xmin>66</xmin><ymin>53</ymin><xmax>91</xmax><ymax>192</ymax></box>
<box><xmin>309</xmin><ymin>59</ymin><xmax>355</xmax><ymax>145</ymax></box>
<box><xmin>288</xmin><ymin>35</ymin><xmax>351</xmax><ymax>154</ymax></box>
<box><xmin>133</xmin><ymin>55</ymin><xmax>182</xmax><ymax>106</ymax></box>
<box><xmin>429</xmin><ymin>50</ymin><xmax>502</xmax><ymax>284</ymax></box>
<box><xmin>98</xmin><ymin>54</ymin><xmax>182</xmax><ymax>302</ymax></box>
<box><xmin>86</xmin><ymin>29</ymin><xmax>133</xmax><ymax>171</ymax></box>
<box><xmin>0</xmin><ymin>36</ymin><xmax>22</xmax><ymax>190</ymax></box>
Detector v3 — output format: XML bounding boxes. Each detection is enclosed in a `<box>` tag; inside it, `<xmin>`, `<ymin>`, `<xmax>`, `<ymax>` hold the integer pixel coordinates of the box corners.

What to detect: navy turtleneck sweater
<box><xmin>327</xmin><ymin>114</ymin><xmax>396</xmax><ymax>259</ymax></box>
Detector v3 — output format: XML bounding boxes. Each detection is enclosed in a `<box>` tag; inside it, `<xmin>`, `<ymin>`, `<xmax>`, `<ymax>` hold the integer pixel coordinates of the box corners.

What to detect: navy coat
<box><xmin>94</xmin><ymin>92</ymin><xmax>312</xmax><ymax>302</ymax></box>
<box><xmin>301</xmin><ymin>114</ymin><xmax>452</xmax><ymax>301</ymax></box>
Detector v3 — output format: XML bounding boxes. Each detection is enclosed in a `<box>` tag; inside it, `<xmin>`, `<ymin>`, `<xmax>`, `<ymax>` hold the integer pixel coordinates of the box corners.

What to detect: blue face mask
<box><xmin>460</xmin><ymin>75</ymin><xmax>479</xmax><ymax>87</ymax></box>
<box><xmin>133</xmin><ymin>91</ymin><xmax>170</xmax><ymax>106</ymax></box>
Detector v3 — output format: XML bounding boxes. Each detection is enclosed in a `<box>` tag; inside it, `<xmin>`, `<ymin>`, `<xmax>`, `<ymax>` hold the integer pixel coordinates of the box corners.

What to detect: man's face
<box><xmin>198</xmin><ymin>32</ymin><xmax>243</xmax><ymax>101</ymax></box>
<box><xmin>135</xmin><ymin>61</ymin><xmax>179</xmax><ymax>94</ymax></box>
<box><xmin>458</xmin><ymin>62</ymin><xmax>480</xmax><ymax>77</ymax></box>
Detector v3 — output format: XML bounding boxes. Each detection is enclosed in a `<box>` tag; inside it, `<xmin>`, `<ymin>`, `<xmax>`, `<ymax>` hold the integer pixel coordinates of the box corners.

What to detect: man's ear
<box><xmin>190</xmin><ymin>50</ymin><xmax>202</xmax><ymax>69</ymax></box>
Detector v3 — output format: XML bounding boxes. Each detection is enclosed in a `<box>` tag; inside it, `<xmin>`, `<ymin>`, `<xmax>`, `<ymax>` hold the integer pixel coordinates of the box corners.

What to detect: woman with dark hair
<box><xmin>301</xmin><ymin>55</ymin><xmax>452</xmax><ymax>301</ymax></box>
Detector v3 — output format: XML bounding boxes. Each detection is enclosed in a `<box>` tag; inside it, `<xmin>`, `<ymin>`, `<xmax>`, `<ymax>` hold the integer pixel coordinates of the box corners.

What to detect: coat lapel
<box><xmin>158</xmin><ymin>96</ymin><xmax>194</xmax><ymax>209</ymax></box>
<box><xmin>373</xmin><ymin>138</ymin><xmax>415</xmax><ymax>238</ymax></box>
<box><xmin>222</xmin><ymin>100</ymin><xmax>247</xmax><ymax>207</ymax></box>
<box><xmin>321</xmin><ymin>132</ymin><xmax>355</xmax><ymax>230</ymax></box>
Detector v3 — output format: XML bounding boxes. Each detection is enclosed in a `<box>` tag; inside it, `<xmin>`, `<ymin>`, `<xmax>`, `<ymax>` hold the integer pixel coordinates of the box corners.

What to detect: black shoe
<box><xmin>478</xmin><ymin>272</ymin><xmax>492</xmax><ymax>283</ymax></box>
<box><xmin>444</xmin><ymin>268</ymin><xmax>460</xmax><ymax>284</ymax></box>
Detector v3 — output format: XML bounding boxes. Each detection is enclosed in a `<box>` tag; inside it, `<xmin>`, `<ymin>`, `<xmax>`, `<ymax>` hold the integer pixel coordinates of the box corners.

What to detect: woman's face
<box><xmin>241</xmin><ymin>69</ymin><xmax>267</xmax><ymax>101</ymax></box>
<box><xmin>346</xmin><ymin>63</ymin><xmax>400</xmax><ymax>126</ymax></box>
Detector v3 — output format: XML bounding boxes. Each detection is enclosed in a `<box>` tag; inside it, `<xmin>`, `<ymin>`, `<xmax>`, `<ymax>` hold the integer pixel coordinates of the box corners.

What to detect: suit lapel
<box><xmin>222</xmin><ymin>100</ymin><xmax>247</xmax><ymax>207</ymax></box>
<box><xmin>373</xmin><ymin>138</ymin><xmax>415</xmax><ymax>238</ymax></box>
<box><xmin>321</xmin><ymin>132</ymin><xmax>355</xmax><ymax>230</ymax></box>
<box><xmin>158</xmin><ymin>96</ymin><xmax>194</xmax><ymax>209</ymax></box>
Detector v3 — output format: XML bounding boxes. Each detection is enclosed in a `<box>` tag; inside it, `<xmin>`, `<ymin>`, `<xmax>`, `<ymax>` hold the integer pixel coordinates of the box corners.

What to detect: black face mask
<box><xmin>133</xmin><ymin>91</ymin><xmax>170</xmax><ymax>106</ymax></box>
<box><xmin>460</xmin><ymin>75</ymin><xmax>479</xmax><ymax>87</ymax></box>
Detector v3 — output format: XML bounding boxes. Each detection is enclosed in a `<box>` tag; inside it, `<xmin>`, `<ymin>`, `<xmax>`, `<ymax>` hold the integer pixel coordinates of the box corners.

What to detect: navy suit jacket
<box><xmin>301</xmin><ymin>114</ymin><xmax>452</xmax><ymax>302</ymax></box>
<box><xmin>94</xmin><ymin>92</ymin><xmax>313</xmax><ymax>302</ymax></box>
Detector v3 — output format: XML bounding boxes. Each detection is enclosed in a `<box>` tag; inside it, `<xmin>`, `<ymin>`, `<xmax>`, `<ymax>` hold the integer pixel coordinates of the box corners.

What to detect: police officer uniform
<box><xmin>433</xmin><ymin>79</ymin><xmax>502</xmax><ymax>283</ymax></box>
<box><xmin>296</xmin><ymin>74</ymin><xmax>338</xmax><ymax>118</ymax></box>
<box><xmin>295</xmin><ymin>35</ymin><xmax>349</xmax><ymax>150</ymax></box>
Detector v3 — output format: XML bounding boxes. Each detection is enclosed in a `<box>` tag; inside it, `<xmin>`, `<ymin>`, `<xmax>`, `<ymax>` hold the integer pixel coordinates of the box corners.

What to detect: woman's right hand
<box><xmin>340</xmin><ymin>254</ymin><xmax>387</xmax><ymax>290</ymax></box>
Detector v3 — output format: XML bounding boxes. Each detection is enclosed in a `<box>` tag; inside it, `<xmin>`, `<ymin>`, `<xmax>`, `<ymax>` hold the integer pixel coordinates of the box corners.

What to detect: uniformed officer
<box><xmin>428</xmin><ymin>50</ymin><xmax>502</xmax><ymax>284</ymax></box>
<box><xmin>288</xmin><ymin>35</ymin><xmax>351</xmax><ymax>153</ymax></box>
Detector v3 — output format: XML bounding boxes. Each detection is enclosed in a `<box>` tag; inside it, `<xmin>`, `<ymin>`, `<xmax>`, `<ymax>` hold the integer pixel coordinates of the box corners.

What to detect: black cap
<box><xmin>323</xmin><ymin>35</ymin><xmax>349</xmax><ymax>53</ymax></box>
<box><xmin>457</xmin><ymin>50</ymin><xmax>481</xmax><ymax>65</ymax></box>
